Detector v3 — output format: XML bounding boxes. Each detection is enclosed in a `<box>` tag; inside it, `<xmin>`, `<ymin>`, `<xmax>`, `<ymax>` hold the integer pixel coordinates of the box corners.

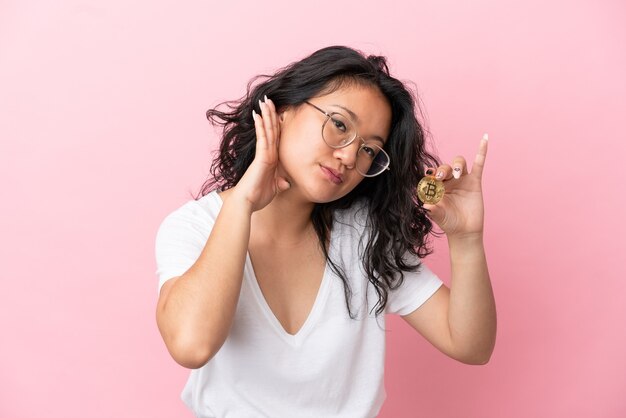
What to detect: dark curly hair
<box><xmin>192</xmin><ymin>45</ymin><xmax>442</xmax><ymax>320</ymax></box>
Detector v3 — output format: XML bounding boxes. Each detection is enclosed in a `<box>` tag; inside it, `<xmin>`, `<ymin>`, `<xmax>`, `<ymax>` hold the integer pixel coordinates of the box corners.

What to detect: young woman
<box><xmin>155</xmin><ymin>45</ymin><xmax>496</xmax><ymax>417</ymax></box>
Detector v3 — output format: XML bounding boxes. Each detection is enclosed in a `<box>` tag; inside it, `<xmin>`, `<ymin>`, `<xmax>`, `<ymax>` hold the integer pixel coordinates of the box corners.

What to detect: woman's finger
<box><xmin>259</xmin><ymin>99</ymin><xmax>275</xmax><ymax>148</ymax></box>
<box><xmin>434</xmin><ymin>164</ymin><xmax>453</xmax><ymax>181</ymax></box>
<box><xmin>471</xmin><ymin>133</ymin><xmax>489</xmax><ymax>179</ymax></box>
<box><xmin>252</xmin><ymin>109</ymin><xmax>268</xmax><ymax>150</ymax></box>
<box><xmin>266</xmin><ymin>96</ymin><xmax>281</xmax><ymax>151</ymax></box>
<box><xmin>451</xmin><ymin>156</ymin><xmax>468</xmax><ymax>179</ymax></box>
<box><xmin>264</xmin><ymin>96</ymin><xmax>278</xmax><ymax>141</ymax></box>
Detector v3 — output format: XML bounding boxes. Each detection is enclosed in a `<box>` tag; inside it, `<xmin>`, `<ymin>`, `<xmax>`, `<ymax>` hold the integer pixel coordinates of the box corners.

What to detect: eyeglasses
<box><xmin>304</xmin><ymin>101</ymin><xmax>391</xmax><ymax>177</ymax></box>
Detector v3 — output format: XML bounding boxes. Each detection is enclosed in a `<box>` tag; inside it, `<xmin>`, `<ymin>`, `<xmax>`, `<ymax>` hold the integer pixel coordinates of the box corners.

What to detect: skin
<box><xmin>232</xmin><ymin>81</ymin><xmax>496</xmax><ymax>364</ymax></box>
<box><xmin>221</xmin><ymin>84</ymin><xmax>392</xmax><ymax>240</ymax></box>
<box><xmin>222</xmin><ymin>84</ymin><xmax>394</xmax><ymax>336</ymax></box>
<box><xmin>403</xmin><ymin>136</ymin><xmax>496</xmax><ymax>365</ymax></box>
<box><xmin>157</xmin><ymin>82</ymin><xmax>496</xmax><ymax>367</ymax></box>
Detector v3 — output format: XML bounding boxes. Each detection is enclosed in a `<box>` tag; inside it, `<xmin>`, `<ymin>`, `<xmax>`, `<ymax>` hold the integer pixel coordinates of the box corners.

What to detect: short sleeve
<box><xmin>385</xmin><ymin>257</ymin><xmax>444</xmax><ymax>316</ymax></box>
<box><xmin>154</xmin><ymin>200</ymin><xmax>213</xmax><ymax>296</ymax></box>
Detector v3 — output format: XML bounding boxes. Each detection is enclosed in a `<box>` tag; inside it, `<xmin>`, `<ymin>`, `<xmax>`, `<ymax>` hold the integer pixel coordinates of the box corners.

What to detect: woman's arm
<box><xmin>401</xmin><ymin>234</ymin><xmax>496</xmax><ymax>365</ymax></box>
<box><xmin>401</xmin><ymin>134</ymin><xmax>496</xmax><ymax>364</ymax></box>
<box><xmin>446</xmin><ymin>234</ymin><xmax>496</xmax><ymax>363</ymax></box>
<box><xmin>156</xmin><ymin>96</ymin><xmax>289</xmax><ymax>369</ymax></box>
<box><xmin>156</xmin><ymin>196</ymin><xmax>253</xmax><ymax>369</ymax></box>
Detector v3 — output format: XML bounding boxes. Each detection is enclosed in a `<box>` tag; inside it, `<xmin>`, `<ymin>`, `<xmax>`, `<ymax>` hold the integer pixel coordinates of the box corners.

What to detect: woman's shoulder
<box><xmin>160</xmin><ymin>190</ymin><xmax>222</xmax><ymax>227</ymax></box>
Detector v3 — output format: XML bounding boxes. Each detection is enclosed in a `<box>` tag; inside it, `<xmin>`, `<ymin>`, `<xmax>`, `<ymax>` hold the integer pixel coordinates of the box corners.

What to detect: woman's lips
<box><xmin>320</xmin><ymin>165</ymin><xmax>343</xmax><ymax>184</ymax></box>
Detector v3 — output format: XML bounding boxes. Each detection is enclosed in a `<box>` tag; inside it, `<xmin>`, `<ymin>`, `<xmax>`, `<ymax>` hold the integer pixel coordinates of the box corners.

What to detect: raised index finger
<box><xmin>471</xmin><ymin>133</ymin><xmax>489</xmax><ymax>179</ymax></box>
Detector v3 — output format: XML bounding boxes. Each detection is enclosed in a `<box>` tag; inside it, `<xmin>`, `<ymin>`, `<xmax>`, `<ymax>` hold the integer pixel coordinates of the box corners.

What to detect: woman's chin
<box><xmin>299</xmin><ymin>182</ymin><xmax>355</xmax><ymax>204</ymax></box>
<box><xmin>283</xmin><ymin>168</ymin><xmax>360</xmax><ymax>203</ymax></box>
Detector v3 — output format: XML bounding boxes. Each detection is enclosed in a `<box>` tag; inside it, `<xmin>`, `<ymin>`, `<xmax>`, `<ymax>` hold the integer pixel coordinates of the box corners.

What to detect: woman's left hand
<box><xmin>422</xmin><ymin>134</ymin><xmax>489</xmax><ymax>239</ymax></box>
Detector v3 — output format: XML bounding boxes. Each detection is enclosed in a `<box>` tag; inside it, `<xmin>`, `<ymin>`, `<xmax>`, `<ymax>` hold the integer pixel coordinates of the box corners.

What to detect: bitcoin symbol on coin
<box><xmin>417</xmin><ymin>176</ymin><xmax>445</xmax><ymax>204</ymax></box>
<box><xmin>425</xmin><ymin>182</ymin><xmax>437</xmax><ymax>198</ymax></box>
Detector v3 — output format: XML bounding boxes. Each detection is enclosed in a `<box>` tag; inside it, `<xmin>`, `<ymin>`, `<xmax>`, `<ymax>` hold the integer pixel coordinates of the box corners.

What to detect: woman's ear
<box><xmin>277</xmin><ymin>105</ymin><xmax>291</xmax><ymax>123</ymax></box>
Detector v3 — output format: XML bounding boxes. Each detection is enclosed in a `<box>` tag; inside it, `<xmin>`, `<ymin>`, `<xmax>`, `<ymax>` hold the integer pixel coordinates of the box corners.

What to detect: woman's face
<box><xmin>277</xmin><ymin>84</ymin><xmax>392</xmax><ymax>203</ymax></box>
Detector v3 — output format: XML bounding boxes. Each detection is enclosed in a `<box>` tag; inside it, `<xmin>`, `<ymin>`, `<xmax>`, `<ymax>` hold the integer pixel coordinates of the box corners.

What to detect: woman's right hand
<box><xmin>229</xmin><ymin>95</ymin><xmax>291</xmax><ymax>213</ymax></box>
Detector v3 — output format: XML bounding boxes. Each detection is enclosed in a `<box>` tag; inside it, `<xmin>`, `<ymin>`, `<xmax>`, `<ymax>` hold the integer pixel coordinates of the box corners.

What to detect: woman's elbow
<box><xmin>168</xmin><ymin>338</ymin><xmax>213</xmax><ymax>369</ymax></box>
<box><xmin>454</xmin><ymin>346</ymin><xmax>494</xmax><ymax>365</ymax></box>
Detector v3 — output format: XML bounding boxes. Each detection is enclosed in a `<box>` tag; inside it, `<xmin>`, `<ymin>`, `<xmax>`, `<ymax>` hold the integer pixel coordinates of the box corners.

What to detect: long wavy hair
<box><xmin>192</xmin><ymin>45</ymin><xmax>442</xmax><ymax>319</ymax></box>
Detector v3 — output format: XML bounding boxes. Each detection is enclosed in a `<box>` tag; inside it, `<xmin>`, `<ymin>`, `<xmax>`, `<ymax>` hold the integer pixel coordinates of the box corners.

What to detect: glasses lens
<box><xmin>356</xmin><ymin>144</ymin><xmax>389</xmax><ymax>176</ymax></box>
<box><xmin>322</xmin><ymin>113</ymin><xmax>355</xmax><ymax>147</ymax></box>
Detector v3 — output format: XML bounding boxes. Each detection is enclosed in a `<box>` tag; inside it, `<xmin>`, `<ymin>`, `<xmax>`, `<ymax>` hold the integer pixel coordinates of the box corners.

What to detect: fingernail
<box><xmin>259</xmin><ymin>99</ymin><xmax>264</xmax><ymax>110</ymax></box>
<box><xmin>425</xmin><ymin>168</ymin><xmax>434</xmax><ymax>175</ymax></box>
<box><xmin>252</xmin><ymin>109</ymin><xmax>258</xmax><ymax>120</ymax></box>
<box><xmin>453</xmin><ymin>167</ymin><xmax>461</xmax><ymax>179</ymax></box>
<box><xmin>264</xmin><ymin>94</ymin><xmax>269</xmax><ymax>103</ymax></box>
<box><xmin>483</xmin><ymin>133</ymin><xmax>489</xmax><ymax>141</ymax></box>
<box><xmin>435</xmin><ymin>171</ymin><xmax>444</xmax><ymax>179</ymax></box>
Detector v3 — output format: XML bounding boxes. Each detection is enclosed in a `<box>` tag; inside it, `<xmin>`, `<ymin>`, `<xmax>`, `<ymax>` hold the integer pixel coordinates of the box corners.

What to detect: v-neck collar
<box><xmin>244</xmin><ymin>250</ymin><xmax>332</xmax><ymax>347</ymax></box>
<box><xmin>212</xmin><ymin>190</ymin><xmax>334</xmax><ymax>348</ymax></box>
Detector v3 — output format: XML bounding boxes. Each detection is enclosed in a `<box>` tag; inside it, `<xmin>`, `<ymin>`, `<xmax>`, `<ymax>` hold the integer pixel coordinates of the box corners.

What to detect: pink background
<box><xmin>1</xmin><ymin>0</ymin><xmax>624</xmax><ymax>417</ymax></box>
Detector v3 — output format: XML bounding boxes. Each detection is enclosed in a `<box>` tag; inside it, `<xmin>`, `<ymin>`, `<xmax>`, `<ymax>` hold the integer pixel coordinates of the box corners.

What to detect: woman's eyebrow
<box><xmin>332</xmin><ymin>104</ymin><xmax>361</xmax><ymax>123</ymax></box>
<box><xmin>331</xmin><ymin>104</ymin><xmax>387</xmax><ymax>144</ymax></box>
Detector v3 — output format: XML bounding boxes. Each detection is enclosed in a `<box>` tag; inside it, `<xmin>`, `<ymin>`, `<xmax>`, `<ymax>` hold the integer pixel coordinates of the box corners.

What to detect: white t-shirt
<box><xmin>155</xmin><ymin>191</ymin><xmax>443</xmax><ymax>418</ymax></box>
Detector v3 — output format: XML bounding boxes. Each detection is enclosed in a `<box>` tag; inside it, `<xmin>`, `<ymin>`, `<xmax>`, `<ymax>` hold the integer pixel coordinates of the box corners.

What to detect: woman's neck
<box><xmin>250</xmin><ymin>189</ymin><xmax>316</xmax><ymax>246</ymax></box>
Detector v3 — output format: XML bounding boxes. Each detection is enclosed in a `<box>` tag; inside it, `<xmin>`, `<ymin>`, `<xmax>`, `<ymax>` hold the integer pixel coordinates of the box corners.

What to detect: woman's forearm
<box><xmin>447</xmin><ymin>234</ymin><xmax>497</xmax><ymax>364</ymax></box>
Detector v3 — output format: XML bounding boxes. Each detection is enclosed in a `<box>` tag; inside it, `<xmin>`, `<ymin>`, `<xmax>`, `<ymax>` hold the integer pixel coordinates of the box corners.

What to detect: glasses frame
<box><xmin>304</xmin><ymin>101</ymin><xmax>391</xmax><ymax>177</ymax></box>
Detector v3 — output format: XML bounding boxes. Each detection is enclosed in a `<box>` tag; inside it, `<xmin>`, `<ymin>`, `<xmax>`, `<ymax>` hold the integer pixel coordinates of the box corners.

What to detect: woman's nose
<box><xmin>332</xmin><ymin>139</ymin><xmax>361</xmax><ymax>169</ymax></box>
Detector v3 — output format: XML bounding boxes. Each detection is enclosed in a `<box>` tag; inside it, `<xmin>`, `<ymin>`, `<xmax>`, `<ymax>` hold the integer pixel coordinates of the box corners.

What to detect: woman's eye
<box><xmin>331</xmin><ymin>118</ymin><xmax>347</xmax><ymax>132</ymax></box>
<box><xmin>362</xmin><ymin>146</ymin><xmax>376</xmax><ymax>158</ymax></box>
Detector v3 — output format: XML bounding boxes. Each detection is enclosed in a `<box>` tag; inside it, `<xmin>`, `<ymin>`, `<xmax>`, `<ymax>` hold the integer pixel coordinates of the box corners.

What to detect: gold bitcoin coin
<box><xmin>417</xmin><ymin>176</ymin><xmax>445</xmax><ymax>204</ymax></box>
